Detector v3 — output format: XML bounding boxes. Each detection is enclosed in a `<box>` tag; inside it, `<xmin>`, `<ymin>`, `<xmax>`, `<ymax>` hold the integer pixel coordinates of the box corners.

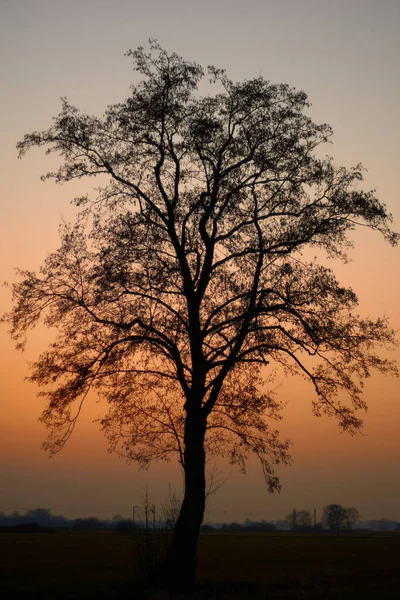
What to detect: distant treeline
<box><xmin>0</xmin><ymin>508</ymin><xmax>119</xmax><ymax>532</ymax></box>
<box><xmin>209</xmin><ymin>519</ymin><xmax>400</xmax><ymax>533</ymax></box>
<box><xmin>1</xmin><ymin>508</ymin><xmax>399</xmax><ymax>533</ymax></box>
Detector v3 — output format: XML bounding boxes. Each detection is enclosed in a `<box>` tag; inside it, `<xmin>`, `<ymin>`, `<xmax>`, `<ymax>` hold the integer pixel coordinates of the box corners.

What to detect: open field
<box><xmin>1</xmin><ymin>531</ymin><xmax>399</xmax><ymax>598</ymax></box>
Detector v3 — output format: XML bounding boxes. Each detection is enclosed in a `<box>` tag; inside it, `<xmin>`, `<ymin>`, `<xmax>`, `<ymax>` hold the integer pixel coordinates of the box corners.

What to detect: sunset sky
<box><xmin>1</xmin><ymin>0</ymin><xmax>399</xmax><ymax>524</ymax></box>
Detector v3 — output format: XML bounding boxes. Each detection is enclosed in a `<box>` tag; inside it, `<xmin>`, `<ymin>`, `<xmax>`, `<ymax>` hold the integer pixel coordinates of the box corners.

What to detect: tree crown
<box><xmin>6</xmin><ymin>40</ymin><xmax>398</xmax><ymax>490</ymax></box>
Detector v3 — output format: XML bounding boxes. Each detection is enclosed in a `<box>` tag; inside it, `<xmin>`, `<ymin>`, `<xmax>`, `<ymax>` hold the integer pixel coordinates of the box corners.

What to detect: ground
<box><xmin>1</xmin><ymin>531</ymin><xmax>399</xmax><ymax>598</ymax></box>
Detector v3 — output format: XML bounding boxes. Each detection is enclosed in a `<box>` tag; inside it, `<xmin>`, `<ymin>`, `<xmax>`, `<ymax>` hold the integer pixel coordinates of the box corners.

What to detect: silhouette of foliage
<box><xmin>72</xmin><ymin>517</ymin><xmax>106</xmax><ymax>531</ymax></box>
<box><xmin>5</xmin><ymin>40</ymin><xmax>398</xmax><ymax>584</ymax></box>
<box><xmin>286</xmin><ymin>509</ymin><xmax>312</xmax><ymax>530</ymax></box>
<box><xmin>322</xmin><ymin>503</ymin><xmax>347</xmax><ymax>531</ymax></box>
<box><xmin>344</xmin><ymin>506</ymin><xmax>360</xmax><ymax>530</ymax></box>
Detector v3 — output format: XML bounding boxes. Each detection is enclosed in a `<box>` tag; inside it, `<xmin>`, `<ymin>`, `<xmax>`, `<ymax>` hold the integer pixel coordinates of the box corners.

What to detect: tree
<box><xmin>344</xmin><ymin>506</ymin><xmax>360</xmax><ymax>530</ymax></box>
<box><xmin>26</xmin><ymin>507</ymin><xmax>52</xmax><ymax>523</ymax></box>
<box><xmin>296</xmin><ymin>510</ymin><xmax>312</xmax><ymax>530</ymax></box>
<box><xmin>286</xmin><ymin>509</ymin><xmax>312</xmax><ymax>530</ymax></box>
<box><xmin>5</xmin><ymin>40</ymin><xmax>398</xmax><ymax>586</ymax></box>
<box><xmin>322</xmin><ymin>504</ymin><xmax>347</xmax><ymax>532</ymax></box>
<box><xmin>286</xmin><ymin>509</ymin><xmax>297</xmax><ymax>531</ymax></box>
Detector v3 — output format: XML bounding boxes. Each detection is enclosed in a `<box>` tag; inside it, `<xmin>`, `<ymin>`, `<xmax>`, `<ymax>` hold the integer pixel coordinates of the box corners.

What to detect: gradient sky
<box><xmin>1</xmin><ymin>0</ymin><xmax>399</xmax><ymax>523</ymax></box>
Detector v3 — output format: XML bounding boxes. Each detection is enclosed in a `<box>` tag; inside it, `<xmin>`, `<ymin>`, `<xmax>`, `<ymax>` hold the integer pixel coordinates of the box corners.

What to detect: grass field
<box><xmin>1</xmin><ymin>531</ymin><xmax>399</xmax><ymax>598</ymax></box>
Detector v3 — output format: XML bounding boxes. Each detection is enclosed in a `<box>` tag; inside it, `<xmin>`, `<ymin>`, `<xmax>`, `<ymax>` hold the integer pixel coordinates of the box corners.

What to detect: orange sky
<box><xmin>1</xmin><ymin>0</ymin><xmax>399</xmax><ymax>523</ymax></box>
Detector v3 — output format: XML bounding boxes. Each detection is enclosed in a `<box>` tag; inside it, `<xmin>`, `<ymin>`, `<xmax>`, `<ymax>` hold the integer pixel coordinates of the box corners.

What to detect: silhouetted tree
<box><xmin>322</xmin><ymin>503</ymin><xmax>347</xmax><ymax>531</ymax></box>
<box><xmin>111</xmin><ymin>513</ymin><xmax>124</xmax><ymax>524</ymax></box>
<box><xmin>344</xmin><ymin>506</ymin><xmax>360</xmax><ymax>530</ymax></box>
<box><xmin>296</xmin><ymin>510</ymin><xmax>312</xmax><ymax>530</ymax></box>
<box><xmin>5</xmin><ymin>41</ymin><xmax>398</xmax><ymax>586</ymax></box>
<box><xmin>72</xmin><ymin>517</ymin><xmax>105</xmax><ymax>531</ymax></box>
<box><xmin>26</xmin><ymin>507</ymin><xmax>52</xmax><ymax>523</ymax></box>
<box><xmin>243</xmin><ymin>518</ymin><xmax>275</xmax><ymax>531</ymax></box>
<box><xmin>286</xmin><ymin>509</ymin><xmax>298</xmax><ymax>531</ymax></box>
<box><xmin>286</xmin><ymin>508</ymin><xmax>311</xmax><ymax>530</ymax></box>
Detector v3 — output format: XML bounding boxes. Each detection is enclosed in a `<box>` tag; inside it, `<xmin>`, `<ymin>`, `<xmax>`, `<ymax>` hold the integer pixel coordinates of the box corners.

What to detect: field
<box><xmin>1</xmin><ymin>531</ymin><xmax>399</xmax><ymax>598</ymax></box>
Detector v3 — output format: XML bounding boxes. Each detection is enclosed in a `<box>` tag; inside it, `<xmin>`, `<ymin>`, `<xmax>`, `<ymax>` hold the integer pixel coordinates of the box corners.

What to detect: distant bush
<box><xmin>201</xmin><ymin>524</ymin><xmax>216</xmax><ymax>532</ymax></box>
<box><xmin>72</xmin><ymin>518</ymin><xmax>106</xmax><ymax>531</ymax></box>
<box><xmin>220</xmin><ymin>520</ymin><xmax>275</xmax><ymax>532</ymax></box>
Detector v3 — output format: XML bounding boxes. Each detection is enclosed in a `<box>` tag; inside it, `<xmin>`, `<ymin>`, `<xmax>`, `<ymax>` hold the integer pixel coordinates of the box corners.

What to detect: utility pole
<box><xmin>314</xmin><ymin>508</ymin><xmax>317</xmax><ymax>528</ymax></box>
<box><xmin>292</xmin><ymin>508</ymin><xmax>297</xmax><ymax>531</ymax></box>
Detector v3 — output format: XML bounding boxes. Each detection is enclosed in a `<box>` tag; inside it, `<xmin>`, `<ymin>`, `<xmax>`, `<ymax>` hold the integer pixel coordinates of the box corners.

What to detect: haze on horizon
<box><xmin>1</xmin><ymin>0</ymin><xmax>399</xmax><ymax>524</ymax></box>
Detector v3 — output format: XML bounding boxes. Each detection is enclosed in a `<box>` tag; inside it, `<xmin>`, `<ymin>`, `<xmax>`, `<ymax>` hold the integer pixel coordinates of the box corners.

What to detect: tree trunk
<box><xmin>161</xmin><ymin>411</ymin><xmax>206</xmax><ymax>590</ymax></box>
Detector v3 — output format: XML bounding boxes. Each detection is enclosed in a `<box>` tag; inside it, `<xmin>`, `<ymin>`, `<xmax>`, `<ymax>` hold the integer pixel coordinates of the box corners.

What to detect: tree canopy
<box><xmin>322</xmin><ymin>504</ymin><xmax>359</xmax><ymax>532</ymax></box>
<box><xmin>5</xmin><ymin>39</ymin><xmax>398</xmax><ymax>582</ymax></box>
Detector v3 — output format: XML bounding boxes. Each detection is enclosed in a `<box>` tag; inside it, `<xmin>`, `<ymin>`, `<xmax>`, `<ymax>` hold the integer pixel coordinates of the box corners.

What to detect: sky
<box><xmin>1</xmin><ymin>0</ymin><xmax>399</xmax><ymax>523</ymax></box>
